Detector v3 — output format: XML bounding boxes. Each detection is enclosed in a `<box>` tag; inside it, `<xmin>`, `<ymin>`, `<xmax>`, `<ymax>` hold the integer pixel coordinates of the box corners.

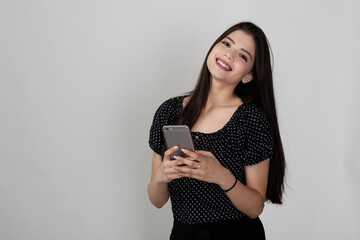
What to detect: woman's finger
<box><xmin>173</xmin><ymin>155</ymin><xmax>199</xmax><ymax>168</ymax></box>
<box><xmin>181</xmin><ymin>149</ymin><xmax>199</xmax><ymax>161</ymax></box>
<box><xmin>164</xmin><ymin>166</ymin><xmax>184</xmax><ymax>181</ymax></box>
<box><xmin>165</xmin><ymin>166</ymin><xmax>182</xmax><ymax>175</ymax></box>
<box><xmin>174</xmin><ymin>167</ymin><xmax>199</xmax><ymax>179</ymax></box>
<box><xmin>196</xmin><ymin>150</ymin><xmax>213</xmax><ymax>158</ymax></box>
<box><xmin>170</xmin><ymin>173</ymin><xmax>183</xmax><ymax>179</ymax></box>
<box><xmin>171</xmin><ymin>159</ymin><xmax>186</xmax><ymax>166</ymax></box>
<box><xmin>163</xmin><ymin>159</ymin><xmax>183</xmax><ymax>168</ymax></box>
<box><xmin>164</xmin><ymin>146</ymin><xmax>179</xmax><ymax>161</ymax></box>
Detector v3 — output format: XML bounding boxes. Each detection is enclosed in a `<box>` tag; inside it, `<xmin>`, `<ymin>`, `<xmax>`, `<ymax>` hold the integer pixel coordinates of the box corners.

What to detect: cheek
<box><xmin>206</xmin><ymin>45</ymin><xmax>222</xmax><ymax>66</ymax></box>
<box><xmin>206</xmin><ymin>56</ymin><xmax>211</xmax><ymax>71</ymax></box>
<box><xmin>231</xmin><ymin>63</ymin><xmax>251</xmax><ymax>80</ymax></box>
<box><xmin>237</xmin><ymin>61</ymin><xmax>252</xmax><ymax>73</ymax></box>
<box><xmin>210</xmin><ymin>45</ymin><xmax>223</xmax><ymax>57</ymax></box>
<box><xmin>206</xmin><ymin>51</ymin><xmax>215</xmax><ymax>70</ymax></box>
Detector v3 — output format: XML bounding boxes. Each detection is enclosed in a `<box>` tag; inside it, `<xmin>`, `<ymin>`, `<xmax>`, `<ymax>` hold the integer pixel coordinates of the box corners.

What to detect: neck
<box><xmin>206</xmin><ymin>77</ymin><xmax>241</xmax><ymax>107</ymax></box>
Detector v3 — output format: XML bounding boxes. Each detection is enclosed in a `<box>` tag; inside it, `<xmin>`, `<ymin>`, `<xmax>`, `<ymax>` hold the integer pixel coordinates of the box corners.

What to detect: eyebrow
<box><xmin>225</xmin><ymin>36</ymin><xmax>253</xmax><ymax>60</ymax></box>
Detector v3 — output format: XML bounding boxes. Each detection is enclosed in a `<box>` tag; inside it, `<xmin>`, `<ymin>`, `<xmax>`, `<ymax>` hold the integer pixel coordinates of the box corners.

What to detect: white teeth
<box><xmin>217</xmin><ymin>60</ymin><xmax>229</xmax><ymax>70</ymax></box>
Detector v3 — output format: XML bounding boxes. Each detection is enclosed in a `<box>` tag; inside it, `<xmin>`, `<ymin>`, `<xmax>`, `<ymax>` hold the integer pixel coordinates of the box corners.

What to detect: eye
<box><xmin>221</xmin><ymin>41</ymin><xmax>230</xmax><ymax>47</ymax></box>
<box><xmin>239</xmin><ymin>54</ymin><xmax>248</xmax><ymax>62</ymax></box>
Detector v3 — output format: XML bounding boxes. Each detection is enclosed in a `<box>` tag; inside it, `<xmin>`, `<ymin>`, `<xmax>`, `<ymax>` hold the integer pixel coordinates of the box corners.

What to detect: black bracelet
<box><xmin>223</xmin><ymin>177</ymin><xmax>238</xmax><ymax>193</ymax></box>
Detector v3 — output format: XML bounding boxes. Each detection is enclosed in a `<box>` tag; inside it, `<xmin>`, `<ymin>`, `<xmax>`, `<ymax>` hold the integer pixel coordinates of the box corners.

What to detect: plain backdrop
<box><xmin>1</xmin><ymin>0</ymin><xmax>359</xmax><ymax>239</ymax></box>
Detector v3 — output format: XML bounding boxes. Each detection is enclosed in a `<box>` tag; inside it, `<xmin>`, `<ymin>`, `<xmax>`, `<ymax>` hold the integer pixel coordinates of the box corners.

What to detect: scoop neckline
<box><xmin>177</xmin><ymin>95</ymin><xmax>245</xmax><ymax>136</ymax></box>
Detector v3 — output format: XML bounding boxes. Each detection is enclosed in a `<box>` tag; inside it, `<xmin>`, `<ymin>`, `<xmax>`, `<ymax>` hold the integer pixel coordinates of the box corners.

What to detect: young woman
<box><xmin>147</xmin><ymin>22</ymin><xmax>286</xmax><ymax>240</ymax></box>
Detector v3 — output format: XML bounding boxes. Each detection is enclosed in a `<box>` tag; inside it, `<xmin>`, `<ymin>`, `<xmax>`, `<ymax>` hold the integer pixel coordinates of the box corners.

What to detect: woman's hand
<box><xmin>172</xmin><ymin>149</ymin><xmax>269</xmax><ymax>218</ymax></box>
<box><xmin>154</xmin><ymin>146</ymin><xmax>185</xmax><ymax>183</ymax></box>
<box><xmin>173</xmin><ymin>149</ymin><xmax>231</xmax><ymax>187</ymax></box>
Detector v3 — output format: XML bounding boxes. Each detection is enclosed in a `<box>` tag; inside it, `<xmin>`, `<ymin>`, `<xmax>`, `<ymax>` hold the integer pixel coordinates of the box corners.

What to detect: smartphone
<box><xmin>162</xmin><ymin>125</ymin><xmax>195</xmax><ymax>160</ymax></box>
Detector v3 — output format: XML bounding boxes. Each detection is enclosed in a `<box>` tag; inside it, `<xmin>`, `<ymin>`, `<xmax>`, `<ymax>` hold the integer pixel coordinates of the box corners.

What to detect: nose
<box><xmin>224</xmin><ymin>51</ymin><xmax>232</xmax><ymax>61</ymax></box>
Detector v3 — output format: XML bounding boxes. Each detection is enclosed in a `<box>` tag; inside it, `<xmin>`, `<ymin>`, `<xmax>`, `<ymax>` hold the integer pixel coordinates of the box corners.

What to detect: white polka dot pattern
<box><xmin>148</xmin><ymin>96</ymin><xmax>274</xmax><ymax>224</ymax></box>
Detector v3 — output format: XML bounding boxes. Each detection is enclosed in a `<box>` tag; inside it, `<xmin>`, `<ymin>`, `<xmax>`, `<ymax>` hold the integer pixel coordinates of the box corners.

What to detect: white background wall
<box><xmin>1</xmin><ymin>0</ymin><xmax>359</xmax><ymax>239</ymax></box>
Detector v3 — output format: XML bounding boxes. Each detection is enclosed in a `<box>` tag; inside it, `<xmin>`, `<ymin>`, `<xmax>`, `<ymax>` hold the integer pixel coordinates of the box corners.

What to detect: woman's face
<box><xmin>206</xmin><ymin>30</ymin><xmax>256</xmax><ymax>86</ymax></box>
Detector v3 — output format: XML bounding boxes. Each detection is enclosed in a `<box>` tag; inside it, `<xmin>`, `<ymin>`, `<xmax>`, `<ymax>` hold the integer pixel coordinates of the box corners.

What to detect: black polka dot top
<box><xmin>149</xmin><ymin>96</ymin><xmax>274</xmax><ymax>224</ymax></box>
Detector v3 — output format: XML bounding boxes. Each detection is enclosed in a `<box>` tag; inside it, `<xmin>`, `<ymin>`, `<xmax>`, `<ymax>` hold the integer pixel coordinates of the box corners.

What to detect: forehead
<box><xmin>226</xmin><ymin>30</ymin><xmax>255</xmax><ymax>55</ymax></box>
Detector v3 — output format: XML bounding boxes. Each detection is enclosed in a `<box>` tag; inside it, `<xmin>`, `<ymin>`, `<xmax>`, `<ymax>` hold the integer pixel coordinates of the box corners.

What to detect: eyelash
<box><xmin>239</xmin><ymin>54</ymin><xmax>248</xmax><ymax>62</ymax></box>
<box><xmin>221</xmin><ymin>41</ymin><xmax>248</xmax><ymax>62</ymax></box>
<box><xmin>222</xmin><ymin>41</ymin><xmax>230</xmax><ymax>47</ymax></box>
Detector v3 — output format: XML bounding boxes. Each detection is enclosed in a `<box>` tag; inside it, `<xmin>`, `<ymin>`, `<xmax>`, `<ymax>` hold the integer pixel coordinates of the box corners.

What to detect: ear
<box><xmin>242</xmin><ymin>73</ymin><xmax>254</xmax><ymax>84</ymax></box>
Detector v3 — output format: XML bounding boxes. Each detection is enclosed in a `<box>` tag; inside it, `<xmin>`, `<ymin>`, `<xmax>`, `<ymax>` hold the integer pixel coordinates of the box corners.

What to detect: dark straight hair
<box><xmin>178</xmin><ymin>22</ymin><xmax>286</xmax><ymax>204</ymax></box>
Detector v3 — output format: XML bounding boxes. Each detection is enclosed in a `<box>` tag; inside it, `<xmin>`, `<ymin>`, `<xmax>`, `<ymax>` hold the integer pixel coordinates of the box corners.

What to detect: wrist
<box><xmin>154</xmin><ymin>174</ymin><xmax>167</xmax><ymax>185</ymax></box>
<box><xmin>217</xmin><ymin>168</ymin><xmax>236</xmax><ymax>190</ymax></box>
<box><xmin>154</xmin><ymin>168</ymin><xmax>171</xmax><ymax>184</ymax></box>
<box><xmin>222</xmin><ymin>177</ymin><xmax>237</xmax><ymax>193</ymax></box>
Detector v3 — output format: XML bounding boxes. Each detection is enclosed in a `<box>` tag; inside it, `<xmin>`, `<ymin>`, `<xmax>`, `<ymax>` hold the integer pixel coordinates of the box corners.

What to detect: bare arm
<box><xmin>174</xmin><ymin>149</ymin><xmax>269</xmax><ymax>219</ymax></box>
<box><xmin>147</xmin><ymin>152</ymin><xmax>169</xmax><ymax>208</ymax></box>
<box><xmin>219</xmin><ymin>159</ymin><xmax>269</xmax><ymax>219</ymax></box>
<box><xmin>147</xmin><ymin>147</ymin><xmax>184</xmax><ymax>208</ymax></box>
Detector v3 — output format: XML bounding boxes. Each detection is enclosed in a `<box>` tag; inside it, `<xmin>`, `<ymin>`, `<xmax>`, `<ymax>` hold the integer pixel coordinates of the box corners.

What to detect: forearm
<box><xmin>147</xmin><ymin>177</ymin><xmax>170</xmax><ymax>208</ymax></box>
<box><xmin>218</xmin><ymin>169</ymin><xmax>265</xmax><ymax>219</ymax></box>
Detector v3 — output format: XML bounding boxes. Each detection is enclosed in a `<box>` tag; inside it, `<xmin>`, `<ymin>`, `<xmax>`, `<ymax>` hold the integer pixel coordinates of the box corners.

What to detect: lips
<box><xmin>215</xmin><ymin>57</ymin><xmax>232</xmax><ymax>71</ymax></box>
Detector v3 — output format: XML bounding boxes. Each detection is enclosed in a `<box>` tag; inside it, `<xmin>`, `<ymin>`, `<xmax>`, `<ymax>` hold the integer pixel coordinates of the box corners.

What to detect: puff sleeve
<box><xmin>241</xmin><ymin>105</ymin><xmax>274</xmax><ymax>166</ymax></box>
<box><xmin>148</xmin><ymin>97</ymin><xmax>182</xmax><ymax>155</ymax></box>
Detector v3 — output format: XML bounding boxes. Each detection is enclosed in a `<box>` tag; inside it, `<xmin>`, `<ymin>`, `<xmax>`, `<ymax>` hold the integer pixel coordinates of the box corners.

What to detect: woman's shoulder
<box><xmin>241</xmin><ymin>102</ymin><xmax>265</xmax><ymax>115</ymax></box>
<box><xmin>237</xmin><ymin>102</ymin><xmax>271</xmax><ymax>127</ymax></box>
<box><xmin>155</xmin><ymin>95</ymin><xmax>184</xmax><ymax>113</ymax></box>
<box><xmin>152</xmin><ymin>95</ymin><xmax>185</xmax><ymax>124</ymax></box>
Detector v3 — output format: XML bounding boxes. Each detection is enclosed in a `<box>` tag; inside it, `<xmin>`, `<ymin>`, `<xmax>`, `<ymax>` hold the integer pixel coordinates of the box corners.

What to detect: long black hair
<box><xmin>178</xmin><ymin>22</ymin><xmax>286</xmax><ymax>204</ymax></box>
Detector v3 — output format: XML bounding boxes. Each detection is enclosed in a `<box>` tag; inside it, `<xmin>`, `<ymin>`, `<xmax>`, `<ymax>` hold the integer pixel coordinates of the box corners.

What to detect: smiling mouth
<box><xmin>216</xmin><ymin>58</ymin><xmax>232</xmax><ymax>71</ymax></box>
